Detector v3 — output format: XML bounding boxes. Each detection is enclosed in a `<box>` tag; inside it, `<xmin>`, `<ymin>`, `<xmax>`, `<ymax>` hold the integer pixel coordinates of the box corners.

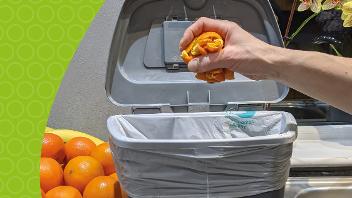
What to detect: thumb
<box><xmin>187</xmin><ymin>50</ymin><xmax>233</xmax><ymax>73</ymax></box>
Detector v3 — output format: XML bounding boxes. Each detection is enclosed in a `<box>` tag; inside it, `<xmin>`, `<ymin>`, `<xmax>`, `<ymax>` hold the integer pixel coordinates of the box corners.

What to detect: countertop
<box><xmin>292</xmin><ymin>125</ymin><xmax>352</xmax><ymax>168</ymax></box>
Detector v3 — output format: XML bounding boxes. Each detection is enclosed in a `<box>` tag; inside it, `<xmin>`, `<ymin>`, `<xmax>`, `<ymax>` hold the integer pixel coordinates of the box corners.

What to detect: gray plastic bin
<box><xmin>104</xmin><ymin>0</ymin><xmax>296</xmax><ymax>197</ymax></box>
<box><xmin>107</xmin><ymin>111</ymin><xmax>297</xmax><ymax>198</ymax></box>
<box><xmin>105</xmin><ymin>0</ymin><xmax>288</xmax><ymax>110</ymax></box>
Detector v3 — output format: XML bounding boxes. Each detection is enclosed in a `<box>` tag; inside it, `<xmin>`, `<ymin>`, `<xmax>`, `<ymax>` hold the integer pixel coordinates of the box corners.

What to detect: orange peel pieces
<box><xmin>180</xmin><ymin>32</ymin><xmax>234</xmax><ymax>83</ymax></box>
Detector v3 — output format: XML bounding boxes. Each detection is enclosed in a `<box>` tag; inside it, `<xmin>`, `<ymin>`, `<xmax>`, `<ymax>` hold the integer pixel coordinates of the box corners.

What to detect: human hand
<box><xmin>179</xmin><ymin>17</ymin><xmax>279</xmax><ymax>80</ymax></box>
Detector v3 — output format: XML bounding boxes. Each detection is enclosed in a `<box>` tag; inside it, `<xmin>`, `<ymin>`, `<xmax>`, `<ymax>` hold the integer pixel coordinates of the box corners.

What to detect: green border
<box><xmin>0</xmin><ymin>0</ymin><xmax>104</xmax><ymax>196</ymax></box>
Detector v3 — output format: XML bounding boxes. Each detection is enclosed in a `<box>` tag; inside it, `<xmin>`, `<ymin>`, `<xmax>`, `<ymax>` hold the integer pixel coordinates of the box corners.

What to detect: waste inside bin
<box><xmin>107</xmin><ymin>111</ymin><xmax>297</xmax><ymax>197</ymax></box>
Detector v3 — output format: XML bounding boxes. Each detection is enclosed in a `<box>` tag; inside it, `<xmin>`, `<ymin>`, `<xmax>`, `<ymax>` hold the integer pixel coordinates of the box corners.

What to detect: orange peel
<box><xmin>180</xmin><ymin>32</ymin><xmax>234</xmax><ymax>83</ymax></box>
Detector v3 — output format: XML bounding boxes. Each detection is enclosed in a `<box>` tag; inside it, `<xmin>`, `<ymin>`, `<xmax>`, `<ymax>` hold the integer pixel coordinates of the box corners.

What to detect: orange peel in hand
<box><xmin>180</xmin><ymin>32</ymin><xmax>234</xmax><ymax>83</ymax></box>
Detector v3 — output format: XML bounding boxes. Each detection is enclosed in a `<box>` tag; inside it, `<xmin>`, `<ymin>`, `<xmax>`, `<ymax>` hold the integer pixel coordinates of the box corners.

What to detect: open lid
<box><xmin>105</xmin><ymin>0</ymin><xmax>288</xmax><ymax>112</ymax></box>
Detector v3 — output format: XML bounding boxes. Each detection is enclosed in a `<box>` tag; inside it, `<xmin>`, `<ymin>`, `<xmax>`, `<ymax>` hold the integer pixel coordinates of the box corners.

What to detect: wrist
<box><xmin>263</xmin><ymin>45</ymin><xmax>291</xmax><ymax>81</ymax></box>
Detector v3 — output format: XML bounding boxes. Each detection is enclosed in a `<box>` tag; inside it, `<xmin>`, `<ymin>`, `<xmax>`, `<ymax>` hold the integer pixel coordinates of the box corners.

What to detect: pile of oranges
<box><xmin>40</xmin><ymin>132</ymin><xmax>128</xmax><ymax>198</ymax></box>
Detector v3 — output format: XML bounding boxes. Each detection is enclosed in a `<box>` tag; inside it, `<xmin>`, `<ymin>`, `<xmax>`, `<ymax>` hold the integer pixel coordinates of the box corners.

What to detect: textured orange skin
<box><xmin>64</xmin><ymin>137</ymin><xmax>96</xmax><ymax>161</ymax></box>
<box><xmin>46</xmin><ymin>186</ymin><xmax>82</xmax><ymax>198</ymax></box>
<box><xmin>180</xmin><ymin>32</ymin><xmax>234</xmax><ymax>83</ymax></box>
<box><xmin>40</xmin><ymin>158</ymin><xmax>64</xmax><ymax>192</ymax></box>
<box><xmin>64</xmin><ymin>156</ymin><xmax>104</xmax><ymax>193</ymax></box>
<box><xmin>90</xmin><ymin>142</ymin><xmax>116</xmax><ymax>175</ymax></box>
<box><xmin>224</xmin><ymin>68</ymin><xmax>235</xmax><ymax>79</ymax></box>
<box><xmin>82</xmin><ymin>176</ymin><xmax>117</xmax><ymax>198</ymax></box>
<box><xmin>41</xmin><ymin>133</ymin><xmax>65</xmax><ymax>164</ymax></box>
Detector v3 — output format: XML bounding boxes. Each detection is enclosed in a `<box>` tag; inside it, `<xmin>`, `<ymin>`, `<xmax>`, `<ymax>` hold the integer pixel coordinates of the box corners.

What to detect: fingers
<box><xmin>187</xmin><ymin>50</ymin><xmax>233</xmax><ymax>72</ymax></box>
<box><xmin>179</xmin><ymin>26</ymin><xmax>198</xmax><ymax>51</ymax></box>
<box><xmin>179</xmin><ymin>17</ymin><xmax>230</xmax><ymax>50</ymax></box>
<box><xmin>242</xmin><ymin>74</ymin><xmax>268</xmax><ymax>81</ymax></box>
<box><xmin>242</xmin><ymin>74</ymin><xmax>260</xmax><ymax>80</ymax></box>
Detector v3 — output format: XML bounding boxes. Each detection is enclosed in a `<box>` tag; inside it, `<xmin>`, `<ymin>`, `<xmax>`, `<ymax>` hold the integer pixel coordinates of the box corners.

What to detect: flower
<box><xmin>298</xmin><ymin>0</ymin><xmax>323</xmax><ymax>13</ymax></box>
<box><xmin>342</xmin><ymin>1</ymin><xmax>352</xmax><ymax>27</ymax></box>
<box><xmin>322</xmin><ymin>0</ymin><xmax>352</xmax><ymax>10</ymax></box>
<box><xmin>322</xmin><ymin>0</ymin><xmax>342</xmax><ymax>10</ymax></box>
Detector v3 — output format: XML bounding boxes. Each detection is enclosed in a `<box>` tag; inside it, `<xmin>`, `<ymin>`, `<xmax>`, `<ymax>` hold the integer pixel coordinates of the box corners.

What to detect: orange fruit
<box><xmin>109</xmin><ymin>173</ymin><xmax>129</xmax><ymax>198</ymax></box>
<box><xmin>41</xmin><ymin>188</ymin><xmax>46</xmax><ymax>198</ymax></box>
<box><xmin>46</xmin><ymin>186</ymin><xmax>82</xmax><ymax>198</ymax></box>
<box><xmin>40</xmin><ymin>158</ymin><xmax>64</xmax><ymax>192</ymax></box>
<box><xmin>42</xmin><ymin>133</ymin><xmax>65</xmax><ymax>164</ymax></box>
<box><xmin>90</xmin><ymin>142</ymin><xmax>116</xmax><ymax>175</ymax></box>
<box><xmin>64</xmin><ymin>137</ymin><xmax>96</xmax><ymax>161</ymax></box>
<box><xmin>83</xmin><ymin>176</ymin><xmax>119</xmax><ymax>198</ymax></box>
<box><xmin>64</xmin><ymin>156</ymin><xmax>104</xmax><ymax>193</ymax></box>
<box><xmin>109</xmin><ymin>173</ymin><xmax>118</xmax><ymax>182</ymax></box>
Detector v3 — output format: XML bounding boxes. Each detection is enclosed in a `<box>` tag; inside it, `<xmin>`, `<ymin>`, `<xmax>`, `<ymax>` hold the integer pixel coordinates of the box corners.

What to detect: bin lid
<box><xmin>105</xmin><ymin>0</ymin><xmax>288</xmax><ymax>111</ymax></box>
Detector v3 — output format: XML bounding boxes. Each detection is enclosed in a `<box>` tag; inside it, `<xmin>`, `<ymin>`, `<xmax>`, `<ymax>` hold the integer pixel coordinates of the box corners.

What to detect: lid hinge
<box><xmin>131</xmin><ymin>106</ymin><xmax>173</xmax><ymax>114</ymax></box>
<box><xmin>166</xmin><ymin>64</ymin><xmax>188</xmax><ymax>72</ymax></box>
<box><xmin>226</xmin><ymin>103</ymin><xmax>270</xmax><ymax>111</ymax></box>
<box><xmin>132</xmin><ymin>107</ymin><xmax>161</xmax><ymax>114</ymax></box>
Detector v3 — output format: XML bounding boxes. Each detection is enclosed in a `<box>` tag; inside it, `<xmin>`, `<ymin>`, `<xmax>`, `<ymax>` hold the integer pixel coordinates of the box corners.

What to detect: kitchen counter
<box><xmin>292</xmin><ymin>125</ymin><xmax>352</xmax><ymax>168</ymax></box>
<box><xmin>285</xmin><ymin>177</ymin><xmax>352</xmax><ymax>198</ymax></box>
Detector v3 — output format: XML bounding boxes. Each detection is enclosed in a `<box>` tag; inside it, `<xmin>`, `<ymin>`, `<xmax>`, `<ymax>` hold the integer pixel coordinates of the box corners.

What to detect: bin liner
<box><xmin>107</xmin><ymin>111</ymin><xmax>297</xmax><ymax>198</ymax></box>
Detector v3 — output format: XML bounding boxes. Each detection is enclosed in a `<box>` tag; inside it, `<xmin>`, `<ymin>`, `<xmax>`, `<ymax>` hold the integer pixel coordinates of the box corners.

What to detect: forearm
<box><xmin>179</xmin><ymin>17</ymin><xmax>352</xmax><ymax>113</ymax></box>
<box><xmin>268</xmin><ymin>47</ymin><xmax>352</xmax><ymax>113</ymax></box>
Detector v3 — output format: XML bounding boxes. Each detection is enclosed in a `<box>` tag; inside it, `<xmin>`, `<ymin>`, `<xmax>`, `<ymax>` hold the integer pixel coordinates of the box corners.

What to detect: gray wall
<box><xmin>48</xmin><ymin>0</ymin><xmax>127</xmax><ymax>140</ymax></box>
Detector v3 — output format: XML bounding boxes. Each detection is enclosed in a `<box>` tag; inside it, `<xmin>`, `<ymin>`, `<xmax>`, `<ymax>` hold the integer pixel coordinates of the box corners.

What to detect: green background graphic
<box><xmin>0</xmin><ymin>0</ymin><xmax>104</xmax><ymax>197</ymax></box>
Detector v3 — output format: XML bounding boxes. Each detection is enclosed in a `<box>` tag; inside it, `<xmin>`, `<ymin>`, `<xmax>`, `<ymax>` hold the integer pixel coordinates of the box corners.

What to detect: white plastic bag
<box><xmin>107</xmin><ymin>111</ymin><xmax>297</xmax><ymax>198</ymax></box>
